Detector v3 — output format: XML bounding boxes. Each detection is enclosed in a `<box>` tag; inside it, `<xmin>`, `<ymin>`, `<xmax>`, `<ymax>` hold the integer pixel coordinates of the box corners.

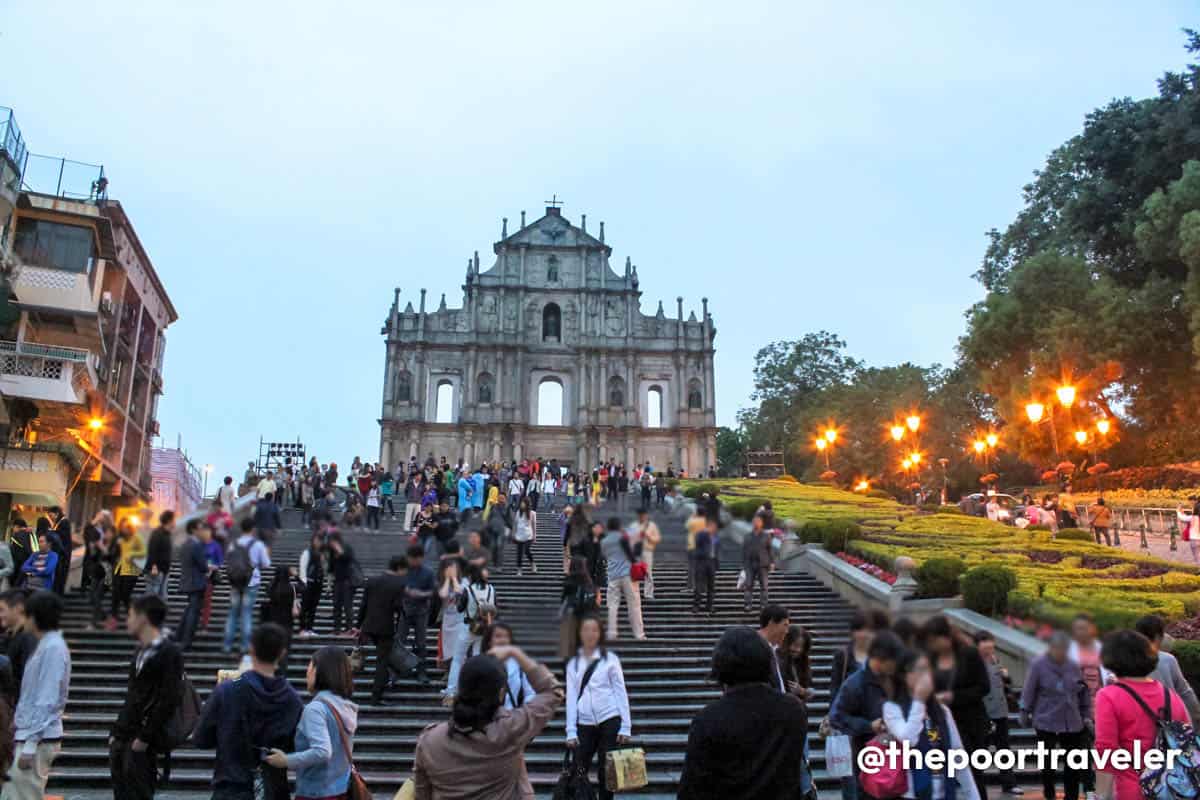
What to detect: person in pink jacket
<box><xmin>1094</xmin><ymin>630</ymin><xmax>1190</xmax><ymax>800</ymax></box>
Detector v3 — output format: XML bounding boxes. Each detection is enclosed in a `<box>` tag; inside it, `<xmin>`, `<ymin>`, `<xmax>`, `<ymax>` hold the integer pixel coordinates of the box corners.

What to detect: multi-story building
<box><xmin>149</xmin><ymin>445</ymin><xmax>202</xmax><ymax>518</ymax></box>
<box><xmin>0</xmin><ymin>105</ymin><xmax>177</xmax><ymax>526</ymax></box>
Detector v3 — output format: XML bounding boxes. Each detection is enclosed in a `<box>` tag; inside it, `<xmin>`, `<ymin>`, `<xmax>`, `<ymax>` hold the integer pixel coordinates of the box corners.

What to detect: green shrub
<box><xmin>915</xmin><ymin>557</ymin><xmax>966</xmax><ymax>598</ymax></box>
<box><xmin>683</xmin><ymin>482</ymin><xmax>719</xmax><ymax>500</ymax></box>
<box><xmin>961</xmin><ymin>563</ymin><xmax>1018</xmax><ymax>616</ymax></box>
<box><xmin>867</xmin><ymin>489</ymin><xmax>896</xmax><ymax>501</ymax></box>
<box><xmin>727</xmin><ymin>498</ymin><xmax>767</xmax><ymax>521</ymax></box>
<box><xmin>1007</xmin><ymin>590</ymin><xmax>1036</xmax><ymax>617</ymax></box>
<box><xmin>1055</xmin><ymin>528</ymin><xmax>1094</xmax><ymax>542</ymax></box>
<box><xmin>919</xmin><ymin>503</ymin><xmax>964</xmax><ymax>514</ymax></box>
<box><xmin>800</xmin><ymin>519</ymin><xmax>861</xmax><ymax>551</ymax></box>
<box><xmin>1171</xmin><ymin>640</ymin><xmax>1200</xmax><ymax>695</ymax></box>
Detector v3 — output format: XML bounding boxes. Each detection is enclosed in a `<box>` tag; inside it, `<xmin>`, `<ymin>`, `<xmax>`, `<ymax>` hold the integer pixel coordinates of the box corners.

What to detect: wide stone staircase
<box><xmin>44</xmin><ymin>503</ymin><xmax>1039</xmax><ymax>798</ymax></box>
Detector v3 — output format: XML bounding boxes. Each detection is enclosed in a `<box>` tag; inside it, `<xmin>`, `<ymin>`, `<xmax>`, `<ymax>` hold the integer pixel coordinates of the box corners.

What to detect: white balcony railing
<box><xmin>12</xmin><ymin>262</ymin><xmax>104</xmax><ymax>315</ymax></box>
<box><xmin>0</xmin><ymin>339</ymin><xmax>98</xmax><ymax>404</ymax></box>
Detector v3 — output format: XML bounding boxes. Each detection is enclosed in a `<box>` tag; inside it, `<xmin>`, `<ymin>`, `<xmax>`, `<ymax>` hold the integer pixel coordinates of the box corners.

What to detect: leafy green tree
<box><xmin>715</xmin><ymin>426</ymin><xmax>745</xmax><ymax>476</ymax></box>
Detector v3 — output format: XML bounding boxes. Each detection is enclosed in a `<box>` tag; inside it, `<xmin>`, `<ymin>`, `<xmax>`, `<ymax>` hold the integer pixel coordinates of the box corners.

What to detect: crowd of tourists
<box><xmin>0</xmin><ymin>452</ymin><xmax>1195</xmax><ymax>800</ymax></box>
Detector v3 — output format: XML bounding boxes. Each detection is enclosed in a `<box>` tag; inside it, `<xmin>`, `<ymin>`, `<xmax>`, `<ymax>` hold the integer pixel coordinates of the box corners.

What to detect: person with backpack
<box><xmin>565</xmin><ymin>614</ymin><xmax>632</xmax><ymax>800</ymax></box>
<box><xmin>484</xmin><ymin>494</ymin><xmax>511</xmax><ymax>570</ymax></box>
<box><xmin>223</xmin><ymin>519</ymin><xmax>271</xmax><ymax>655</ymax></box>
<box><xmin>194</xmin><ymin>623</ymin><xmax>303</xmax><ymax>800</ymax></box>
<box><xmin>1094</xmin><ymin>629</ymin><xmax>1191</xmax><ymax>800</ymax></box>
<box><xmin>263</xmin><ymin>646</ymin><xmax>358</xmax><ymax>799</ymax></box>
<box><xmin>461</xmin><ymin>564</ymin><xmax>497</xmax><ymax>662</ymax></box>
<box><xmin>110</xmin><ymin>594</ymin><xmax>184</xmax><ymax>800</ymax></box>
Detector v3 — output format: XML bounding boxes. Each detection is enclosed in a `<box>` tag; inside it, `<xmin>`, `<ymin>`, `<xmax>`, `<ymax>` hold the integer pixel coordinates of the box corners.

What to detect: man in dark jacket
<box><xmin>173</xmin><ymin>520</ymin><xmax>212</xmax><ymax>651</ymax></box>
<box><xmin>355</xmin><ymin>556</ymin><xmax>408</xmax><ymax>705</ymax></box>
<box><xmin>829</xmin><ymin>630</ymin><xmax>904</xmax><ymax>753</ymax></box>
<box><xmin>111</xmin><ymin>594</ymin><xmax>184</xmax><ymax>800</ymax></box>
<box><xmin>194</xmin><ymin>623</ymin><xmax>302</xmax><ymax>800</ymax></box>
<box><xmin>145</xmin><ymin>512</ymin><xmax>175</xmax><ymax>601</ymax></box>
<box><xmin>7</xmin><ymin>520</ymin><xmax>36</xmax><ymax>583</ymax></box>
<box><xmin>741</xmin><ymin>514</ymin><xmax>775</xmax><ymax>612</ymax></box>
<box><xmin>252</xmin><ymin>493</ymin><xmax>282</xmax><ymax>548</ymax></box>
<box><xmin>398</xmin><ymin>545</ymin><xmax>435</xmax><ymax>685</ymax></box>
<box><xmin>46</xmin><ymin>507</ymin><xmax>71</xmax><ymax>596</ymax></box>
<box><xmin>678</xmin><ymin>627</ymin><xmax>808</xmax><ymax>799</ymax></box>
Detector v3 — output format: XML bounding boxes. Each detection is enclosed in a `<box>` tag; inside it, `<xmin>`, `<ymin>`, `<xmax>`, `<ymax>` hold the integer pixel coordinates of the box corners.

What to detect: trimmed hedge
<box><xmin>801</xmin><ymin>519</ymin><xmax>861</xmax><ymax>552</ymax></box>
<box><xmin>1055</xmin><ymin>529</ymin><xmax>1095</xmax><ymax>542</ymax></box>
<box><xmin>1172</xmin><ymin>640</ymin><xmax>1200</xmax><ymax>695</ymax></box>
<box><xmin>915</xmin><ymin>557</ymin><xmax>966</xmax><ymax>598</ymax></box>
<box><xmin>682</xmin><ymin>482</ymin><xmax>720</xmax><ymax>500</ymax></box>
<box><xmin>867</xmin><ymin>489</ymin><xmax>896</xmax><ymax>501</ymax></box>
<box><xmin>962</xmin><ymin>564</ymin><xmax>1018</xmax><ymax>616</ymax></box>
<box><xmin>728</xmin><ymin>497</ymin><xmax>768</xmax><ymax>521</ymax></box>
<box><xmin>1073</xmin><ymin>463</ymin><xmax>1200</xmax><ymax>492</ymax></box>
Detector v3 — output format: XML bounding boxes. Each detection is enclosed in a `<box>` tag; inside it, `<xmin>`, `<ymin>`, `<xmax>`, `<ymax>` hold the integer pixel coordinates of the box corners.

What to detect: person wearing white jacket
<box><xmin>566</xmin><ymin>615</ymin><xmax>632</xmax><ymax>800</ymax></box>
<box><xmin>882</xmin><ymin>650</ymin><xmax>982</xmax><ymax>800</ymax></box>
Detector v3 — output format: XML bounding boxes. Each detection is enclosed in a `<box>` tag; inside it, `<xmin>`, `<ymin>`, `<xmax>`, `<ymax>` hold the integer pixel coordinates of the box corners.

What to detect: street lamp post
<box><xmin>815</xmin><ymin>438</ymin><xmax>829</xmax><ymax>470</ymax></box>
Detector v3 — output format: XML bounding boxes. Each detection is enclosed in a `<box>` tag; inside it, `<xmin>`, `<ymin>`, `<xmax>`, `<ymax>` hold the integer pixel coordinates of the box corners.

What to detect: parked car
<box><xmin>958</xmin><ymin>492</ymin><xmax>1025</xmax><ymax>522</ymax></box>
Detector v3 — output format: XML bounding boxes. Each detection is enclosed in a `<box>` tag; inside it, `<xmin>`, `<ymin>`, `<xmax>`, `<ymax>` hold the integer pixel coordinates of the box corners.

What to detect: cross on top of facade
<box><xmin>544</xmin><ymin>194</ymin><xmax>565</xmax><ymax>209</ymax></box>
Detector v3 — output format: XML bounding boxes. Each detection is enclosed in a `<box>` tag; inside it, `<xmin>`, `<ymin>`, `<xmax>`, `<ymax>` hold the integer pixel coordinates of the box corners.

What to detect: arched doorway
<box><xmin>537</xmin><ymin>377</ymin><xmax>564</xmax><ymax>426</ymax></box>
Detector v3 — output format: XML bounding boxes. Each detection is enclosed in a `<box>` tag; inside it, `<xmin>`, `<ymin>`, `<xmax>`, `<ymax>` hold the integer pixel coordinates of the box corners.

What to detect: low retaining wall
<box><xmin>795</xmin><ymin>543</ymin><xmax>1044</xmax><ymax>684</ymax></box>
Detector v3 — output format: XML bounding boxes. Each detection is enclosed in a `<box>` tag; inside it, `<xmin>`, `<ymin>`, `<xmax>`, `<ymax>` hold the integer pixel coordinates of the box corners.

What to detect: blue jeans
<box><xmin>223</xmin><ymin>584</ymin><xmax>259</xmax><ymax>652</ymax></box>
<box><xmin>145</xmin><ymin>572</ymin><xmax>168</xmax><ymax>600</ymax></box>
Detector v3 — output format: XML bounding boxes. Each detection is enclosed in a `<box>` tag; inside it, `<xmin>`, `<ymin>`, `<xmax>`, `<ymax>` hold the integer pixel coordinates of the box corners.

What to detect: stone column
<box><xmin>492</xmin><ymin>438</ymin><xmax>501</xmax><ymax>462</ymax></box>
<box><xmin>409</xmin><ymin>437</ymin><xmax>419</xmax><ymax>460</ymax></box>
<box><xmin>380</xmin><ymin>435</ymin><xmax>392</xmax><ymax>470</ymax></box>
<box><xmin>464</xmin><ymin>440</ymin><xmax>474</xmax><ymax>469</ymax></box>
<box><xmin>625</xmin><ymin>443</ymin><xmax>635</xmax><ymax>470</ymax></box>
<box><xmin>514</xmin><ymin>440</ymin><xmax>523</xmax><ymax>462</ymax></box>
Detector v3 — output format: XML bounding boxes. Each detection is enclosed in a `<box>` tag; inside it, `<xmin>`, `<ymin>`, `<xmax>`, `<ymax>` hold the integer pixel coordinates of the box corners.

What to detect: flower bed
<box><xmin>835</xmin><ymin>552</ymin><xmax>897</xmax><ymax>585</ymax></box>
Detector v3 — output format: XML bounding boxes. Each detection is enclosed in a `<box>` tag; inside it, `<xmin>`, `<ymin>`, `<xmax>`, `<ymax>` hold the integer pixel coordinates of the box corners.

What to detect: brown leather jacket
<box><xmin>413</xmin><ymin>663</ymin><xmax>560</xmax><ymax>799</ymax></box>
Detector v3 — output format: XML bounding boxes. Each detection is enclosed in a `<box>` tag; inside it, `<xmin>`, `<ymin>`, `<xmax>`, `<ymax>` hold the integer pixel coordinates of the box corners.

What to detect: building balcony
<box><xmin>11</xmin><ymin>260</ymin><xmax>105</xmax><ymax>316</ymax></box>
<box><xmin>0</xmin><ymin>444</ymin><xmax>71</xmax><ymax>507</ymax></box>
<box><xmin>0</xmin><ymin>340</ymin><xmax>99</xmax><ymax>404</ymax></box>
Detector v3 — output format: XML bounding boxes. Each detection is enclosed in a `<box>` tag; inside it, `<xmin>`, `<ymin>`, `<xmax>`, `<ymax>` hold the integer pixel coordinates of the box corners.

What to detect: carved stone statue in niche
<box><xmin>605</xmin><ymin>299</ymin><xmax>625</xmax><ymax>337</ymax></box>
<box><xmin>546</xmin><ymin>255</ymin><xmax>559</xmax><ymax>283</ymax></box>
<box><xmin>480</xmin><ymin>295</ymin><xmax>499</xmax><ymax>332</ymax></box>
<box><xmin>504</xmin><ymin>297</ymin><xmax>518</xmax><ymax>330</ymax></box>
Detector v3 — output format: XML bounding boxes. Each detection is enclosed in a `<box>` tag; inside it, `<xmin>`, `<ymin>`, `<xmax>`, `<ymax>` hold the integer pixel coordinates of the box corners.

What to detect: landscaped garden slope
<box><xmin>682</xmin><ymin>477</ymin><xmax>1200</xmax><ymax>630</ymax></box>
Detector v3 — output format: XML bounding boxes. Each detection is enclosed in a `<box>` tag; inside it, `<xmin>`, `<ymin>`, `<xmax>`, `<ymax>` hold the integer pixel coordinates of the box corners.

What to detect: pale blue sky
<box><xmin>0</xmin><ymin>2</ymin><xmax>1192</xmax><ymax>482</ymax></box>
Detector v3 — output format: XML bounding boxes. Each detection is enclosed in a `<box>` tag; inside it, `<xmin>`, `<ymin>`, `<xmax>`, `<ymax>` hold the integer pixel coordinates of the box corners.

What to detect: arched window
<box><xmin>477</xmin><ymin>372</ymin><xmax>494</xmax><ymax>405</ymax></box>
<box><xmin>395</xmin><ymin>370</ymin><xmax>413</xmax><ymax>403</ymax></box>
<box><xmin>537</xmin><ymin>378</ymin><xmax>564</xmax><ymax>426</ymax></box>
<box><xmin>435</xmin><ymin>380</ymin><xmax>454</xmax><ymax>423</ymax></box>
<box><xmin>647</xmin><ymin>385</ymin><xmax>663</xmax><ymax>428</ymax></box>
<box><xmin>608</xmin><ymin>376</ymin><xmax>625</xmax><ymax>407</ymax></box>
<box><xmin>542</xmin><ymin>303</ymin><xmax>561</xmax><ymax>342</ymax></box>
<box><xmin>687</xmin><ymin>379</ymin><xmax>703</xmax><ymax>410</ymax></box>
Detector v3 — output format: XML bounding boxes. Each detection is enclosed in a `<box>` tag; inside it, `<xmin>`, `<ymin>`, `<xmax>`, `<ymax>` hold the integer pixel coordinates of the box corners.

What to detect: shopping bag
<box><xmin>735</xmin><ymin>569</ymin><xmax>748</xmax><ymax>590</ymax></box>
<box><xmin>859</xmin><ymin>736</ymin><xmax>907</xmax><ymax>798</ymax></box>
<box><xmin>824</xmin><ymin>734</ymin><xmax>854</xmax><ymax>779</ymax></box>
<box><xmin>605</xmin><ymin>747</ymin><xmax>649</xmax><ymax>791</ymax></box>
<box><xmin>389</xmin><ymin>641</ymin><xmax>421</xmax><ymax>676</ymax></box>
<box><xmin>393</xmin><ymin>779</ymin><xmax>415</xmax><ymax>800</ymax></box>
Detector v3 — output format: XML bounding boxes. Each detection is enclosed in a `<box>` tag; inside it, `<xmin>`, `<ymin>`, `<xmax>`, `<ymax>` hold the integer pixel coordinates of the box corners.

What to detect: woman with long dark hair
<box><xmin>512</xmin><ymin>497</ymin><xmax>537</xmax><ymax>576</ymax></box>
<box><xmin>921</xmin><ymin>615</ymin><xmax>991</xmax><ymax>798</ymax></box>
<box><xmin>412</xmin><ymin>647</ymin><xmax>559</xmax><ymax>797</ymax></box>
<box><xmin>883</xmin><ymin>648</ymin><xmax>981</xmax><ymax>800</ymax></box>
<box><xmin>781</xmin><ymin>624</ymin><xmax>814</xmax><ymax>702</ymax></box>
<box><xmin>566</xmin><ymin>614</ymin><xmax>632</xmax><ymax>800</ymax></box>
<box><xmin>264</xmin><ymin>646</ymin><xmax>358</xmax><ymax>800</ymax></box>
<box><xmin>559</xmin><ymin>556</ymin><xmax>598</xmax><ymax>662</ymax></box>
